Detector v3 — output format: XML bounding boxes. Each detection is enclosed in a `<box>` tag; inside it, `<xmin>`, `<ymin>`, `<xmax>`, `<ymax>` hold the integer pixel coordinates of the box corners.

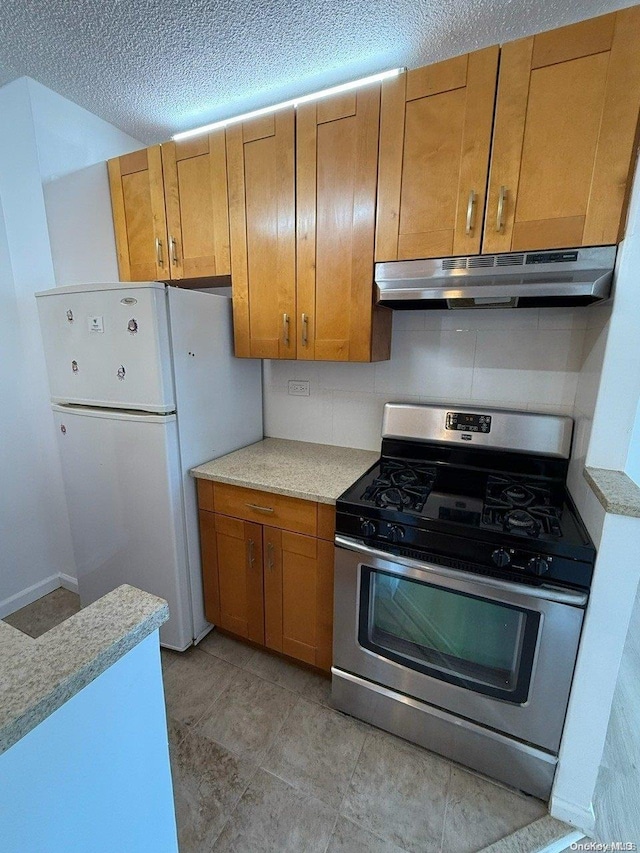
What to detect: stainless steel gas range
<box><xmin>332</xmin><ymin>403</ymin><xmax>595</xmax><ymax>800</ymax></box>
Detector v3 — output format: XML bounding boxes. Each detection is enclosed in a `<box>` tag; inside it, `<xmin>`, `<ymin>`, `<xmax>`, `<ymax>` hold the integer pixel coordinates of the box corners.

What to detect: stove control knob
<box><xmin>360</xmin><ymin>519</ymin><xmax>377</xmax><ymax>538</ymax></box>
<box><xmin>527</xmin><ymin>556</ymin><xmax>550</xmax><ymax>577</ymax></box>
<box><xmin>388</xmin><ymin>524</ymin><xmax>405</xmax><ymax>543</ymax></box>
<box><xmin>491</xmin><ymin>548</ymin><xmax>511</xmax><ymax>568</ymax></box>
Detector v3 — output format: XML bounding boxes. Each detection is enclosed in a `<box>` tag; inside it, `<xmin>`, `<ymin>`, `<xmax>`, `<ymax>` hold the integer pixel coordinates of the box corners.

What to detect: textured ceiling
<box><xmin>0</xmin><ymin>0</ymin><xmax>635</xmax><ymax>144</ymax></box>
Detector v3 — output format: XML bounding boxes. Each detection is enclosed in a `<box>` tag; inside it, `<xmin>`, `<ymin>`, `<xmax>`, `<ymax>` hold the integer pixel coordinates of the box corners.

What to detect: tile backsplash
<box><xmin>263</xmin><ymin>307</ymin><xmax>590</xmax><ymax>451</ymax></box>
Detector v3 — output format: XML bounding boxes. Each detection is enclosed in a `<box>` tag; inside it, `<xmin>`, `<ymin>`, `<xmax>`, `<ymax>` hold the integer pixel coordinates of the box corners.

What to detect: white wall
<box><xmin>551</xmin><ymin>513</ymin><xmax>640</xmax><ymax>834</ymax></box>
<box><xmin>27</xmin><ymin>77</ymin><xmax>142</xmax><ymax>287</ymax></box>
<box><xmin>566</xmin><ymin>303</ymin><xmax>611</xmax><ymax>545</ymax></box>
<box><xmin>551</xmin><ymin>166</ymin><xmax>640</xmax><ymax>832</ymax></box>
<box><xmin>625</xmin><ymin>396</ymin><xmax>640</xmax><ymax>486</ymax></box>
<box><xmin>27</xmin><ymin>78</ymin><xmax>141</xmax><ymax>183</ymax></box>
<box><xmin>0</xmin><ymin>631</ymin><xmax>178</xmax><ymax>853</ymax></box>
<box><xmin>0</xmin><ymin>77</ymin><xmax>142</xmax><ymax>615</ymax></box>
<box><xmin>264</xmin><ymin>307</ymin><xmax>587</xmax><ymax>450</ymax></box>
<box><xmin>43</xmin><ymin>163</ymin><xmax>121</xmax><ymax>285</ymax></box>
<box><xmin>587</xmin><ymin>169</ymin><xmax>640</xmax><ymax>474</ymax></box>
<box><xmin>0</xmin><ymin>79</ymin><xmax>77</xmax><ymax>613</ymax></box>
<box><xmin>593</xmin><ymin>576</ymin><xmax>640</xmax><ymax>843</ymax></box>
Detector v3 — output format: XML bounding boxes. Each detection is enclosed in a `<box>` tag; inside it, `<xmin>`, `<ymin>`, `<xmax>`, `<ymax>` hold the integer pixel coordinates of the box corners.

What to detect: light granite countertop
<box><xmin>0</xmin><ymin>585</ymin><xmax>168</xmax><ymax>756</ymax></box>
<box><xmin>191</xmin><ymin>437</ymin><xmax>379</xmax><ymax>504</ymax></box>
<box><xmin>584</xmin><ymin>467</ymin><xmax>640</xmax><ymax>518</ymax></box>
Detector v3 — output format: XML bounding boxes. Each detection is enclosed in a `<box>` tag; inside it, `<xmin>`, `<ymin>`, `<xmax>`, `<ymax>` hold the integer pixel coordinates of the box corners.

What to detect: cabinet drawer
<box><xmin>197</xmin><ymin>479</ymin><xmax>215</xmax><ymax>512</ymax></box>
<box><xmin>213</xmin><ymin>483</ymin><xmax>317</xmax><ymax>536</ymax></box>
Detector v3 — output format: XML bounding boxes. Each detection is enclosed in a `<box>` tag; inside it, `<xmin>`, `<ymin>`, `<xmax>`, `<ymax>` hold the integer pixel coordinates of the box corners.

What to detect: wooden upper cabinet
<box><xmin>376</xmin><ymin>48</ymin><xmax>499</xmax><ymax>262</ymax></box>
<box><xmin>297</xmin><ymin>88</ymin><xmax>391</xmax><ymax>362</ymax></box>
<box><xmin>107</xmin><ymin>146</ymin><xmax>169</xmax><ymax>280</ymax></box>
<box><xmin>227</xmin><ymin>111</ymin><xmax>296</xmax><ymax>359</ymax></box>
<box><xmin>161</xmin><ymin>134</ymin><xmax>231</xmax><ymax>279</ymax></box>
<box><xmin>484</xmin><ymin>8</ymin><xmax>640</xmax><ymax>253</ymax></box>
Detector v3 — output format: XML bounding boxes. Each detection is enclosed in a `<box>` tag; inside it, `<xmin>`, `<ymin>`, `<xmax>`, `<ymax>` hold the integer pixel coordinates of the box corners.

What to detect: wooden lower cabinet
<box><xmin>198</xmin><ymin>511</ymin><xmax>264</xmax><ymax>643</ymax></box>
<box><xmin>263</xmin><ymin>527</ymin><xmax>334</xmax><ymax>671</ymax></box>
<box><xmin>198</xmin><ymin>485</ymin><xmax>335</xmax><ymax>671</ymax></box>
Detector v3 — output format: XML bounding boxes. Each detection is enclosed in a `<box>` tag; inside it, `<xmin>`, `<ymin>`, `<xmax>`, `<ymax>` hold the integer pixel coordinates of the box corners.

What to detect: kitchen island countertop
<box><xmin>191</xmin><ymin>437</ymin><xmax>379</xmax><ymax>505</ymax></box>
<box><xmin>0</xmin><ymin>585</ymin><xmax>168</xmax><ymax>756</ymax></box>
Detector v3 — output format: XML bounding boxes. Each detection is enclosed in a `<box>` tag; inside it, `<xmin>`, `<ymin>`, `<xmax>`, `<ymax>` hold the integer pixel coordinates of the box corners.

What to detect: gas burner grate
<box><xmin>360</xmin><ymin>460</ymin><xmax>436</xmax><ymax>512</ymax></box>
<box><xmin>482</xmin><ymin>475</ymin><xmax>563</xmax><ymax>537</ymax></box>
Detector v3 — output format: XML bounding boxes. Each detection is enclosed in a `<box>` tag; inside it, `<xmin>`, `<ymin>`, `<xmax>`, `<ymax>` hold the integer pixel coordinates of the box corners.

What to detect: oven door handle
<box><xmin>335</xmin><ymin>535</ymin><xmax>588</xmax><ymax>607</ymax></box>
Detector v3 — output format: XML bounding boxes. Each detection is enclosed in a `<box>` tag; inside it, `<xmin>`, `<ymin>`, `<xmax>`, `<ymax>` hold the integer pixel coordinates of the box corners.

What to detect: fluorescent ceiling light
<box><xmin>172</xmin><ymin>67</ymin><xmax>405</xmax><ymax>141</ymax></box>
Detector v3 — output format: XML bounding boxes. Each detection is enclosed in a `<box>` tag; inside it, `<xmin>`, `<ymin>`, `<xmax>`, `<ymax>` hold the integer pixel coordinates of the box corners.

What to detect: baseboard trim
<box><xmin>479</xmin><ymin>815</ymin><xmax>585</xmax><ymax>853</ymax></box>
<box><xmin>538</xmin><ymin>831</ymin><xmax>586</xmax><ymax>853</ymax></box>
<box><xmin>549</xmin><ymin>795</ymin><xmax>596</xmax><ymax>835</ymax></box>
<box><xmin>0</xmin><ymin>572</ymin><xmax>79</xmax><ymax>619</ymax></box>
<box><xmin>0</xmin><ymin>575</ymin><xmax>62</xmax><ymax>619</ymax></box>
<box><xmin>58</xmin><ymin>573</ymin><xmax>78</xmax><ymax>593</ymax></box>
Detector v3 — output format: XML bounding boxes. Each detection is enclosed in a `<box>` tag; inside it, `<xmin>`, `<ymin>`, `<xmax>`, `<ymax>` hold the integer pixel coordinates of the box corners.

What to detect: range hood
<box><xmin>375</xmin><ymin>246</ymin><xmax>616</xmax><ymax>310</ymax></box>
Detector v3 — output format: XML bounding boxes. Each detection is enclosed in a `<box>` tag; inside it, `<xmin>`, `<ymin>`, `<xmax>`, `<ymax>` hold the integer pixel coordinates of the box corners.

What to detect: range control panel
<box><xmin>445</xmin><ymin>412</ymin><xmax>492</xmax><ymax>433</ymax></box>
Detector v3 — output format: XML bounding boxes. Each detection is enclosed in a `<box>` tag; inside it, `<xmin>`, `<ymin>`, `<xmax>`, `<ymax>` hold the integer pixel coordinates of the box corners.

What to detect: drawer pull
<box><xmin>266</xmin><ymin>542</ymin><xmax>275</xmax><ymax>570</ymax></box>
<box><xmin>246</xmin><ymin>503</ymin><xmax>274</xmax><ymax>514</ymax></box>
<box><xmin>248</xmin><ymin>538</ymin><xmax>255</xmax><ymax>568</ymax></box>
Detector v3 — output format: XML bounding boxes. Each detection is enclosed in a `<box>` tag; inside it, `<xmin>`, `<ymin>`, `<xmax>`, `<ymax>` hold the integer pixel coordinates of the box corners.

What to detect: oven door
<box><xmin>333</xmin><ymin>536</ymin><xmax>588</xmax><ymax>753</ymax></box>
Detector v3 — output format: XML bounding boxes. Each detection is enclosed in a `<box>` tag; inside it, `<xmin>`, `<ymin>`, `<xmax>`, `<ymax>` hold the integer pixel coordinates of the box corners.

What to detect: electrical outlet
<box><xmin>288</xmin><ymin>380</ymin><xmax>310</xmax><ymax>397</ymax></box>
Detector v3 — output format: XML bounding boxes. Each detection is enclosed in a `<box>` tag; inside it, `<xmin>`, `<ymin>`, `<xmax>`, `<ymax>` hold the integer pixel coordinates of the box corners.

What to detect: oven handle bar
<box><xmin>335</xmin><ymin>535</ymin><xmax>589</xmax><ymax>607</ymax></box>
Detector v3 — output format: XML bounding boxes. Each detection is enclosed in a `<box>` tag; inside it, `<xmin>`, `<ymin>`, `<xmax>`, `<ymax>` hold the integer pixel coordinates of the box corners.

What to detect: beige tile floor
<box><xmin>5</xmin><ymin>590</ymin><xmax>549</xmax><ymax>853</ymax></box>
<box><xmin>165</xmin><ymin>631</ymin><xmax>548</xmax><ymax>853</ymax></box>
<box><xmin>4</xmin><ymin>587</ymin><xmax>80</xmax><ymax>637</ymax></box>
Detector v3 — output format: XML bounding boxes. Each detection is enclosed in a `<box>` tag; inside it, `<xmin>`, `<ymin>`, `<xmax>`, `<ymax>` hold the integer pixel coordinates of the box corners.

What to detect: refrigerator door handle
<box><xmin>51</xmin><ymin>403</ymin><xmax>176</xmax><ymax>424</ymax></box>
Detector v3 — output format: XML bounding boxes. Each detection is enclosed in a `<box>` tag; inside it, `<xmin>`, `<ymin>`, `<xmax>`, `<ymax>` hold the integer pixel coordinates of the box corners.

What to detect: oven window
<box><xmin>358</xmin><ymin>567</ymin><xmax>539</xmax><ymax>703</ymax></box>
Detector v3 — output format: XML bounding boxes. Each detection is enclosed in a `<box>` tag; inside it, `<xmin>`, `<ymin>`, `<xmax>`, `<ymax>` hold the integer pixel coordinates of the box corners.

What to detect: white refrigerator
<box><xmin>36</xmin><ymin>282</ymin><xmax>263</xmax><ymax>649</ymax></box>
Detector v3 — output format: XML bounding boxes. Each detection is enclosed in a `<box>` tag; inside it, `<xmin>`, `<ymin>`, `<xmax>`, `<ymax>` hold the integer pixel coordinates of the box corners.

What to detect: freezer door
<box><xmin>53</xmin><ymin>404</ymin><xmax>192</xmax><ymax>649</ymax></box>
<box><xmin>36</xmin><ymin>282</ymin><xmax>175</xmax><ymax>412</ymax></box>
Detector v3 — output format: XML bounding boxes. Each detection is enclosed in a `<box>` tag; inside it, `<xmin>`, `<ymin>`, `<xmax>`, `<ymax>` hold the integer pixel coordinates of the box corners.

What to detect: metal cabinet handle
<box><xmin>155</xmin><ymin>237</ymin><xmax>164</xmax><ymax>266</ymax></box>
<box><xmin>496</xmin><ymin>186</ymin><xmax>507</xmax><ymax>232</ymax></box>
<box><xmin>248</xmin><ymin>538</ymin><xmax>255</xmax><ymax>568</ymax></box>
<box><xmin>301</xmin><ymin>313</ymin><xmax>309</xmax><ymax>347</ymax></box>
<box><xmin>465</xmin><ymin>190</ymin><xmax>476</xmax><ymax>235</ymax></box>
<box><xmin>266</xmin><ymin>542</ymin><xmax>275</xmax><ymax>571</ymax></box>
<box><xmin>282</xmin><ymin>313</ymin><xmax>290</xmax><ymax>347</ymax></box>
<box><xmin>246</xmin><ymin>503</ymin><xmax>274</xmax><ymax>514</ymax></box>
<box><xmin>169</xmin><ymin>236</ymin><xmax>179</xmax><ymax>265</ymax></box>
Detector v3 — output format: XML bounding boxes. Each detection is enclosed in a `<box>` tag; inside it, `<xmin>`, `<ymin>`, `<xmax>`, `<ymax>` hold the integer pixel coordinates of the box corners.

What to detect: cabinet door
<box><xmin>161</xmin><ymin>135</ymin><xmax>231</xmax><ymax>280</ymax></box>
<box><xmin>107</xmin><ymin>146</ymin><xmax>169</xmax><ymax>281</ymax></box>
<box><xmin>297</xmin><ymin>88</ymin><xmax>391</xmax><ymax>362</ymax></box>
<box><xmin>202</xmin><ymin>513</ymin><xmax>264</xmax><ymax>643</ymax></box>
<box><xmin>199</xmin><ymin>509</ymin><xmax>220</xmax><ymax>624</ymax></box>
<box><xmin>227</xmin><ymin>111</ymin><xmax>296</xmax><ymax>359</ymax></box>
<box><xmin>376</xmin><ymin>48</ymin><xmax>499</xmax><ymax>262</ymax></box>
<box><xmin>484</xmin><ymin>9</ymin><xmax>640</xmax><ymax>253</ymax></box>
<box><xmin>263</xmin><ymin>527</ymin><xmax>334</xmax><ymax>671</ymax></box>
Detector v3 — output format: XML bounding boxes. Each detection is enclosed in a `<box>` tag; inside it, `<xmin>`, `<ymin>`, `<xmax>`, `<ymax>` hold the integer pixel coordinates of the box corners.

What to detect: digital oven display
<box><xmin>445</xmin><ymin>412</ymin><xmax>492</xmax><ymax>433</ymax></box>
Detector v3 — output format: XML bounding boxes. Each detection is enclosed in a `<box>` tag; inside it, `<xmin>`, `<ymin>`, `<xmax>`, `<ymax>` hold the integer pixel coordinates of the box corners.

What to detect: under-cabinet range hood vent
<box><xmin>375</xmin><ymin>246</ymin><xmax>616</xmax><ymax>310</ymax></box>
